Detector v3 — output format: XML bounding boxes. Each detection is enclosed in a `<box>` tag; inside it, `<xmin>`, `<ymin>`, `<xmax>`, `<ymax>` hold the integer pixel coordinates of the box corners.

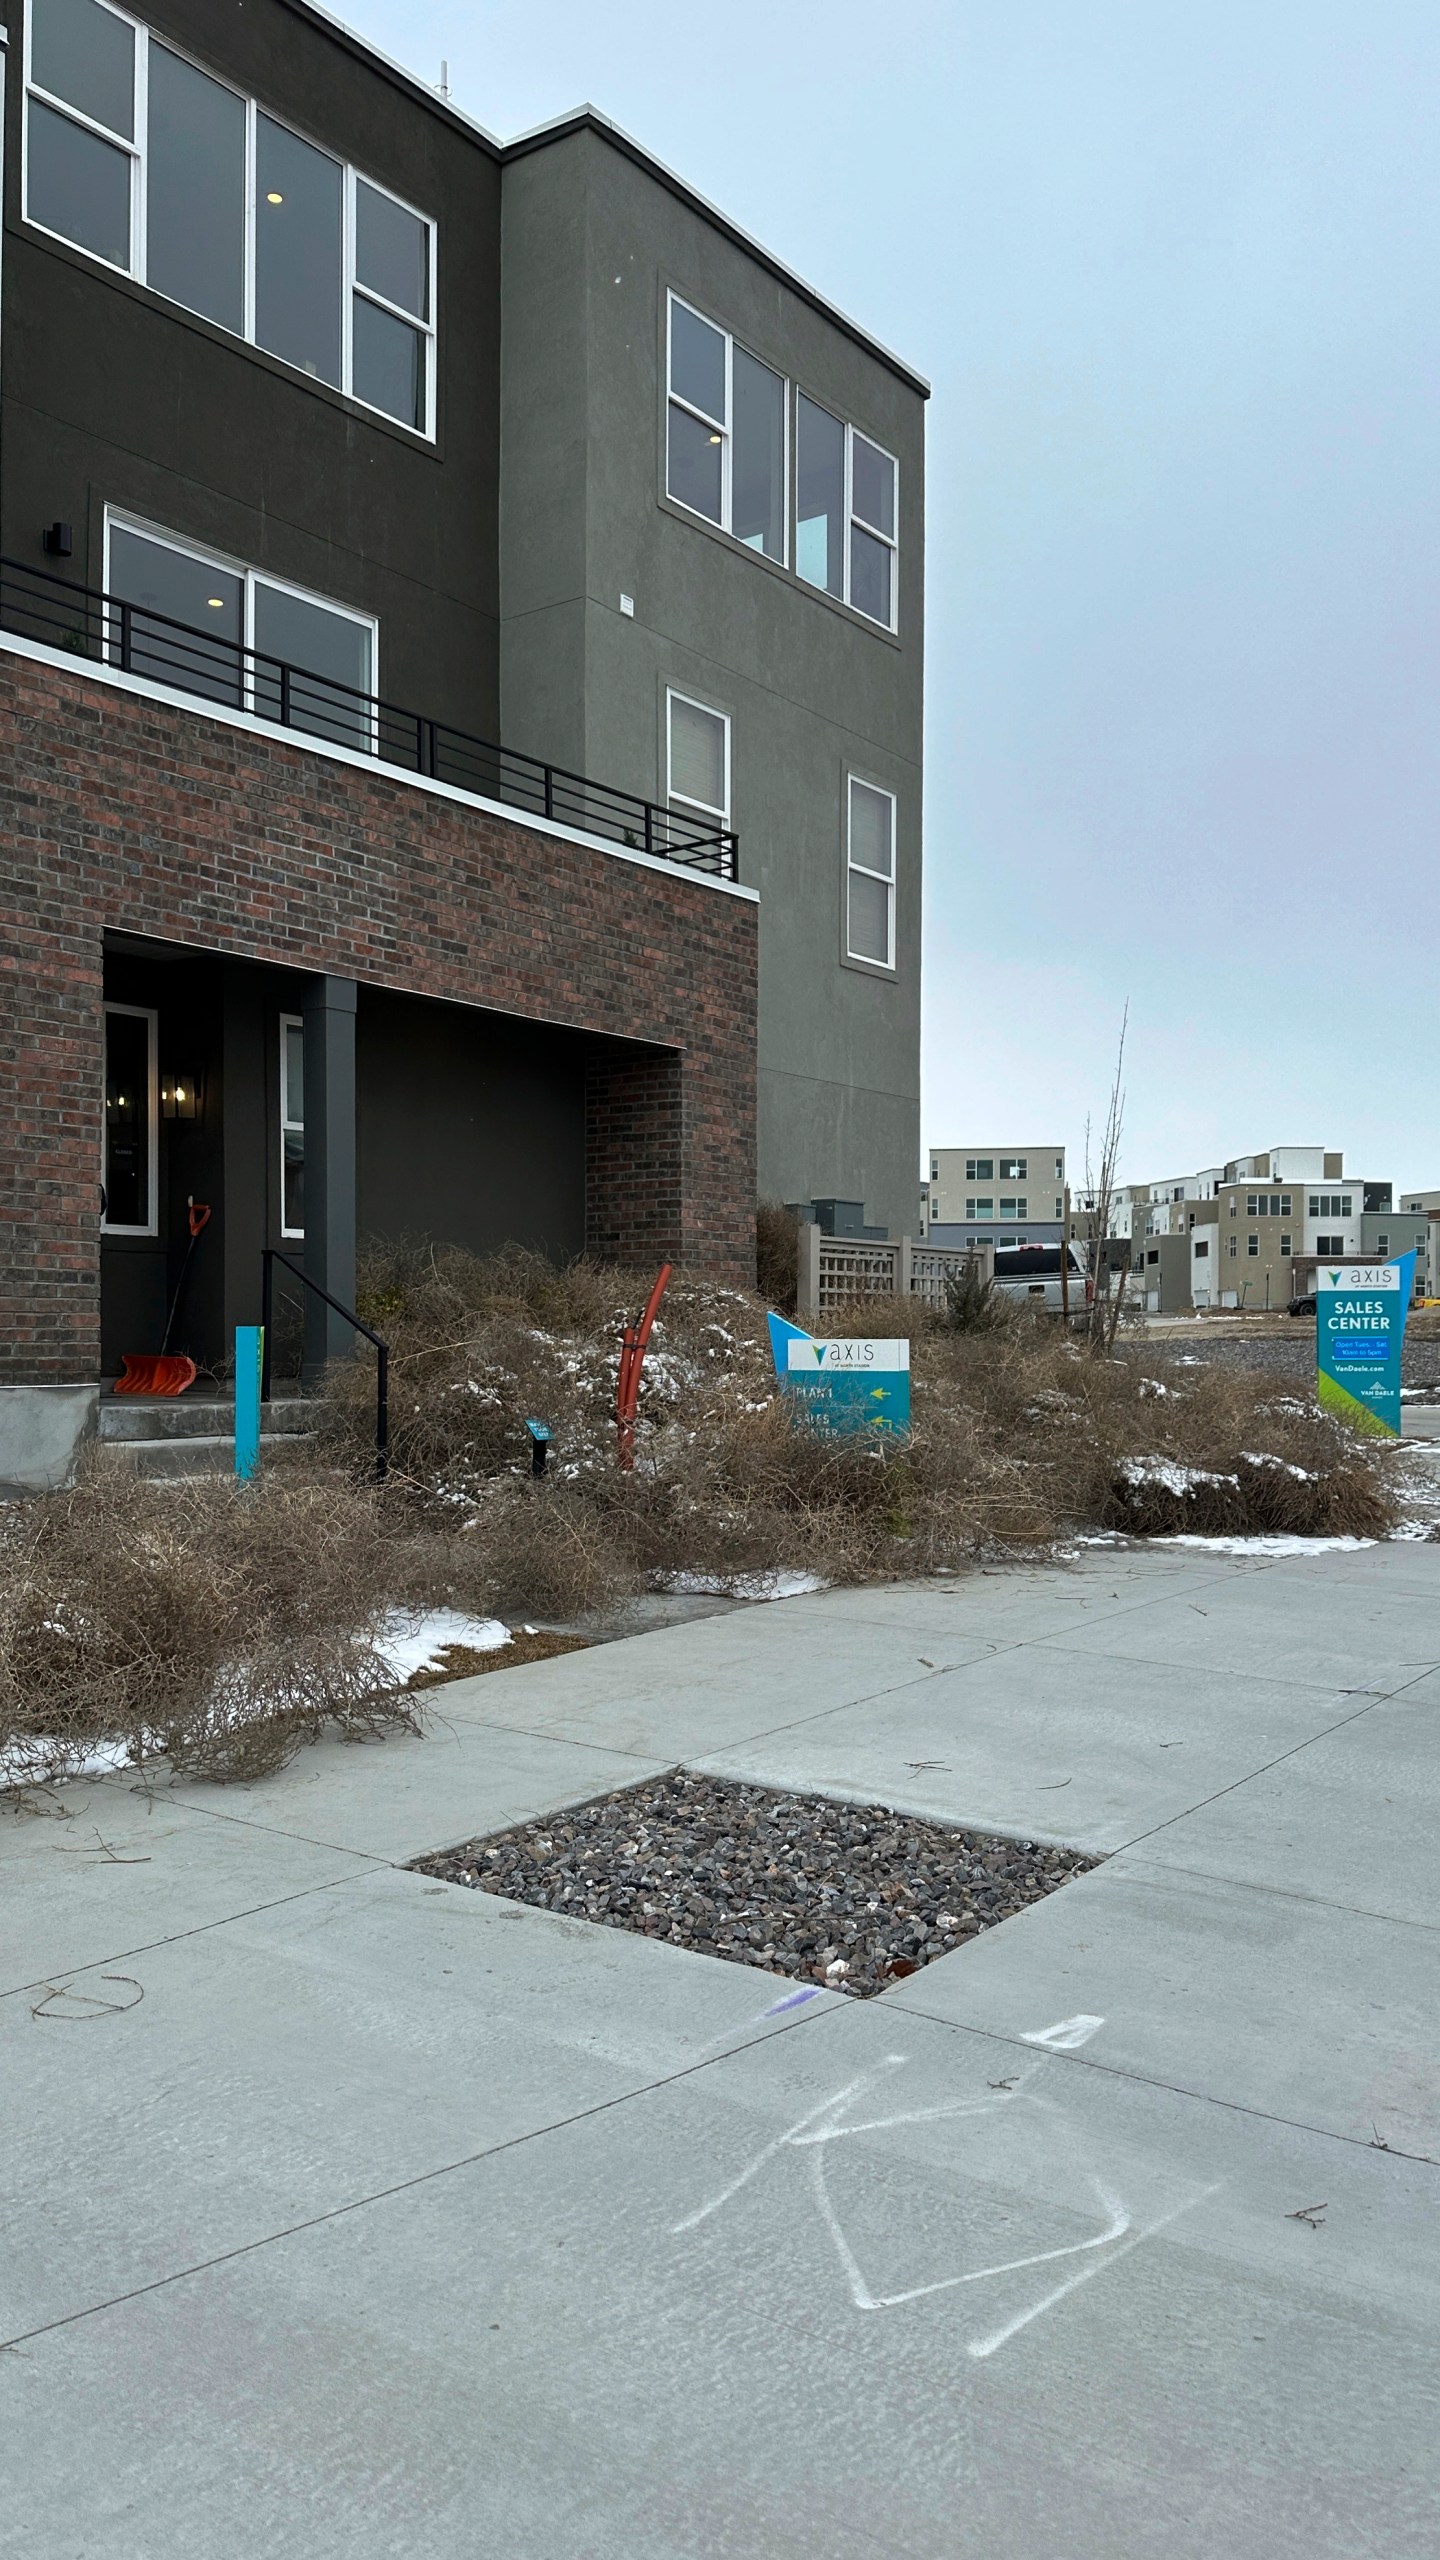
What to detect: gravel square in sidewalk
<box><xmin>411</xmin><ymin>1771</ymin><xmax>1098</xmax><ymax>1998</ymax></box>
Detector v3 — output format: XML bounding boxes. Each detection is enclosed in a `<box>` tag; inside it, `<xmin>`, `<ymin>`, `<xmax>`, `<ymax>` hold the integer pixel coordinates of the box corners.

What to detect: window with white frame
<box><xmin>102</xmin><ymin>1001</ymin><xmax>157</xmax><ymax>1233</ymax></box>
<box><xmin>666</xmin><ymin>689</ymin><xmax>730</xmax><ymax>843</ymax></box>
<box><xmin>24</xmin><ymin>0</ymin><xmax>436</xmax><ymax>433</ymax></box>
<box><xmin>796</xmin><ymin>394</ymin><xmax>897</xmax><ymax>629</ymax></box>
<box><xmin>279</xmin><ymin>1014</ymin><xmax>304</xmax><ymax>1238</ymax></box>
<box><xmin>846</xmin><ymin>776</ymin><xmax>896</xmax><ymax>967</ymax></box>
<box><xmin>105</xmin><ymin>514</ymin><xmax>376</xmax><ymax>748</ymax></box>
<box><xmin>666</xmin><ymin>297</ymin><xmax>785</xmax><ymax>561</ymax></box>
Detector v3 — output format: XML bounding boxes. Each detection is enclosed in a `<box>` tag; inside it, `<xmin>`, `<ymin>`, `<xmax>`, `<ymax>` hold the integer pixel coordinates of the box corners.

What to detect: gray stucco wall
<box><xmin>499</xmin><ymin>130</ymin><xmax>925</xmax><ymax>1239</ymax></box>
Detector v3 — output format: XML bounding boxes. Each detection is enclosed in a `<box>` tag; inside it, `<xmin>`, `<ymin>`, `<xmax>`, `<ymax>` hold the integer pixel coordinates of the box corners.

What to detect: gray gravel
<box><xmin>1124</xmin><ymin>1329</ymin><xmax>1440</xmax><ymax>1393</ymax></box>
<box><xmin>413</xmin><ymin>1772</ymin><xmax>1098</xmax><ymax>1998</ymax></box>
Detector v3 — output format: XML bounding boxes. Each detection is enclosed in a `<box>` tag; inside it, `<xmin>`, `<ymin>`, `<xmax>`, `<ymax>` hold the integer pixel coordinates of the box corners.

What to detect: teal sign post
<box><xmin>1315</xmin><ymin>1254</ymin><xmax>1415</xmax><ymax>1437</ymax></box>
<box><xmin>767</xmin><ymin>1314</ymin><xmax>910</xmax><ymax>1436</ymax></box>
<box><xmin>235</xmin><ymin>1324</ymin><xmax>263</xmax><ymax>1479</ymax></box>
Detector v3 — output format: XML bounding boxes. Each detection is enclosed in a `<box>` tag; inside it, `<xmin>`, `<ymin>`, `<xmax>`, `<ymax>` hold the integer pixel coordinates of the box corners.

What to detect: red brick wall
<box><xmin>0</xmin><ymin>647</ymin><xmax>757</xmax><ymax>1382</ymax></box>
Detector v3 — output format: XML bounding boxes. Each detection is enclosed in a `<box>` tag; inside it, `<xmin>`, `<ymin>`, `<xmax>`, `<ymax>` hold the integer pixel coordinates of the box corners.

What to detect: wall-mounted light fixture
<box><xmin>160</xmin><ymin>1071</ymin><xmax>202</xmax><ymax>1121</ymax></box>
<box><xmin>43</xmin><ymin>522</ymin><xmax>73</xmax><ymax>557</ymax></box>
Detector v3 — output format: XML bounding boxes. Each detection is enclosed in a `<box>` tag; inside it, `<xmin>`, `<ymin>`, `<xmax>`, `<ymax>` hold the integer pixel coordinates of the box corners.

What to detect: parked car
<box><xmin>1288</xmin><ymin>1293</ymin><xmax>1317</xmax><ymax>1317</ymax></box>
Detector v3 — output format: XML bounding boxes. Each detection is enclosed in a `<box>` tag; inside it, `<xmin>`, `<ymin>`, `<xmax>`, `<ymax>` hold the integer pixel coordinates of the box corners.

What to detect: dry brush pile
<box><xmin>326</xmin><ymin>1240</ymin><xmax>1396</xmax><ymax>1601</ymax></box>
<box><xmin>0</xmin><ymin>1241</ymin><xmax>1398</xmax><ymax>1790</ymax></box>
<box><xmin>0</xmin><ymin>1470</ymin><xmax>415</xmax><ymax>1790</ymax></box>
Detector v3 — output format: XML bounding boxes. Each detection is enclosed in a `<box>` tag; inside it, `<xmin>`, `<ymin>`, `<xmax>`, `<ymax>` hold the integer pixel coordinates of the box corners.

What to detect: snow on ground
<box><xmin>376</xmin><ymin>1609</ymin><xmax>512</xmax><ymax>1680</ymax></box>
<box><xmin>0</xmin><ymin>1735</ymin><xmax>131</xmax><ymax>1791</ymax></box>
<box><xmin>1149</xmin><ymin>1533</ymin><xmax>1377</xmax><ymax>1557</ymax></box>
<box><xmin>656</xmin><ymin>1568</ymin><xmax>830</xmax><ymax>1601</ymax></box>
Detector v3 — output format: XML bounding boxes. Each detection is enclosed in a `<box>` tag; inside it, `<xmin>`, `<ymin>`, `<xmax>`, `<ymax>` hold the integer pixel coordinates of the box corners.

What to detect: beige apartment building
<box><xmin>924</xmin><ymin>1145</ymin><xmax>1066</xmax><ymax>1246</ymax></box>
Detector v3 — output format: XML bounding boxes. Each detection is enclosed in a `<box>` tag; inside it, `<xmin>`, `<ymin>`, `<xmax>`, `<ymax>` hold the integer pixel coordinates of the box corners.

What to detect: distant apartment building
<box><xmin>1093</xmin><ymin>1148</ymin><xmax>1423</xmax><ymax>1312</ymax></box>
<box><xmin>923</xmin><ymin>1146</ymin><xmax>1066</xmax><ymax>1248</ymax></box>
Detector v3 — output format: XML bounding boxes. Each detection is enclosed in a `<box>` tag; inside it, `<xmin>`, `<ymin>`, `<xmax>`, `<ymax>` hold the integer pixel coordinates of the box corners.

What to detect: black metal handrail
<box><xmin>0</xmin><ymin>556</ymin><xmax>740</xmax><ymax>882</ymax></box>
<box><xmin>261</xmin><ymin>1247</ymin><xmax>389</xmax><ymax>1481</ymax></box>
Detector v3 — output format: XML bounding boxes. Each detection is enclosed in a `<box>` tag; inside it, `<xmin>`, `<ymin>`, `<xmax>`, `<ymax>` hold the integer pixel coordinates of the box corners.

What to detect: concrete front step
<box><xmin>94</xmin><ymin>1431</ymin><xmax>318</xmax><ymax>1480</ymax></box>
<box><xmin>99</xmin><ymin>1396</ymin><xmax>315</xmax><ymax>1442</ymax></box>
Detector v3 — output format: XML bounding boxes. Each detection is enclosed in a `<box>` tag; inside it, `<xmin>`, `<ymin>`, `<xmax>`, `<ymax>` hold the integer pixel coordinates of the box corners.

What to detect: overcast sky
<box><xmin>340</xmin><ymin>0</ymin><xmax>1440</xmax><ymax>1192</ymax></box>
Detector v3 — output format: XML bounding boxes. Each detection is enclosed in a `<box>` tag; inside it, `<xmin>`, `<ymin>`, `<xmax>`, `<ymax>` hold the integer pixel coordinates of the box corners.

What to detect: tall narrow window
<box><xmin>26</xmin><ymin>0</ymin><xmax>136</xmax><ymax>270</ymax></box>
<box><xmin>796</xmin><ymin>395</ymin><xmax>845</xmax><ymax>597</ymax></box>
<box><xmin>847</xmin><ymin>777</ymin><xmax>896</xmax><ymax>967</ymax></box>
<box><xmin>279</xmin><ymin>1015</ymin><xmax>304</xmax><ymax>1238</ymax></box>
<box><xmin>666</xmin><ymin>690</ymin><xmax>730</xmax><ymax>846</ymax></box>
<box><xmin>850</xmin><ymin>432</ymin><xmax>897</xmax><ymax>626</ymax></box>
<box><xmin>352</xmin><ymin>177</ymin><xmax>432</xmax><ymax>431</ymax></box>
<box><xmin>255</xmin><ymin>115</ymin><xmax>343</xmax><ymax>386</ymax></box>
<box><xmin>103</xmin><ymin>1003</ymin><xmax>156</xmax><ymax>1234</ymax></box>
<box><xmin>145</xmin><ymin>44</ymin><xmax>245</xmax><ymax>332</ymax></box>
<box><xmin>667</xmin><ymin>301</ymin><xmax>726</xmax><ymax>525</ymax></box>
<box><xmin>731</xmin><ymin>348</ymin><xmax>785</xmax><ymax>559</ymax></box>
<box><xmin>666</xmin><ymin>297</ymin><xmax>786</xmax><ymax>559</ymax></box>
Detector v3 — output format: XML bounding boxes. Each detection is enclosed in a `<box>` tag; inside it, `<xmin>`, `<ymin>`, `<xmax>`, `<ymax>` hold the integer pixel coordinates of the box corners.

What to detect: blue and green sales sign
<box><xmin>766</xmin><ymin>1314</ymin><xmax>911</xmax><ymax>1436</ymax></box>
<box><xmin>1315</xmin><ymin>1254</ymin><xmax>1415</xmax><ymax>1437</ymax></box>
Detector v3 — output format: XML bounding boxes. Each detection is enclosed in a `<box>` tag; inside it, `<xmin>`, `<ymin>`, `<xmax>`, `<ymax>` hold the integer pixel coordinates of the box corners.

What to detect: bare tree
<box><xmin>1081</xmin><ymin>1006</ymin><xmax>1129</xmax><ymax>1352</ymax></box>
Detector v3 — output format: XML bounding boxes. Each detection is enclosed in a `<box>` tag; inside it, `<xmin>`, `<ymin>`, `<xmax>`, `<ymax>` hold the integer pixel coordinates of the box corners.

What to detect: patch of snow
<box><xmin>1149</xmin><ymin>1534</ymin><xmax>1376</xmax><ymax>1557</ymax></box>
<box><xmin>0</xmin><ymin>1735</ymin><xmax>132</xmax><ymax>1792</ymax></box>
<box><xmin>656</xmin><ymin>1568</ymin><xmax>829</xmax><ymax>1601</ymax></box>
<box><xmin>377</xmin><ymin>1609</ymin><xmax>511</xmax><ymax>1680</ymax></box>
<box><xmin>1241</xmin><ymin>1452</ymin><xmax>1315</xmax><ymax>1481</ymax></box>
<box><xmin>1118</xmin><ymin>1457</ymin><xmax>1239</xmax><ymax>1495</ymax></box>
<box><xmin>1138</xmin><ymin>1378</ymin><xmax>1172</xmax><ymax>1398</ymax></box>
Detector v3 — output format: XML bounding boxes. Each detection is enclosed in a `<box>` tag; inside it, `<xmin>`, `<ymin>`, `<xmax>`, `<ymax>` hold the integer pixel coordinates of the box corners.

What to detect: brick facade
<box><xmin>0</xmin><ymin>645</ymin><xmax>757</xmax><ymax>1383</ymax></box>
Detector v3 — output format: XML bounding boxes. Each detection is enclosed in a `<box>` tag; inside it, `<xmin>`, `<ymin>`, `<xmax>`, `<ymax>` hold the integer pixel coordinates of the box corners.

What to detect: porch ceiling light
<box><xmin>161</xmin><ymin>1071</ymin><xmax>201</xmax><ymax>1121</ymax></box>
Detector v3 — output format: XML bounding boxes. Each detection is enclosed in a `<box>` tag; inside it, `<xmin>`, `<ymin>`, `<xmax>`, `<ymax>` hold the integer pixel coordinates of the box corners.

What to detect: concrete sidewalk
<box><xmin>3</xmin><ymin>1540</ymin><xmax>1438</xmax><ymax>2558</ymax></box>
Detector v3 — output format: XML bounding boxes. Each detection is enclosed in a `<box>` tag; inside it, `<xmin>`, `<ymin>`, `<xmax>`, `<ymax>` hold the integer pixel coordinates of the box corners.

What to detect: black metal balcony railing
<box><xmin>0</xmin><ymin>556</ymin><xmax>740</xmax><ymax>882</ymax></box>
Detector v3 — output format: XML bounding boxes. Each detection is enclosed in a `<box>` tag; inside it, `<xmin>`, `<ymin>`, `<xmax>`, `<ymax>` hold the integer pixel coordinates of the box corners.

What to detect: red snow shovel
<box><xmin>114</xmin><ymin>1200</ymin><xmax>212</xmax><ymax>1395</ymax></box>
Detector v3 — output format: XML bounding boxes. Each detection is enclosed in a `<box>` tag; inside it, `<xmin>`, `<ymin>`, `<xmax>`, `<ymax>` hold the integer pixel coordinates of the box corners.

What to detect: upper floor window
<box><xmin>999</xmin><ymin>1157</ymin><xmax>1027</xmax><ymax>1181</ymax></box>
<box><xmin>105</xmin><ymin>512</ymin><xmax>377</xmax><ymax>750</ymax></box>
<box><xmin>24</xmin><ymin>0</ymin><xmax>436</xmax><ymax>434</ymax></box>
<box><xmin>667</xmin><ymin>297</ymin><xmax>786</xmax><ymax>562</ymax></box>
<box><xmin>797</xmin><ymin>394</ymin><xmax>898</xmax><ymax>630</ymax></box>
<box><xmin>666</xmin><ymin>689</ymin><xmax>730</xmax><ymax>843</ymax></box>
<box><xmin>1308</xmin><ymin>1194</ymin><xmax>1352</xmax><ymax>1219</ymax></box>
<box><xmin>966</xmin><ymin>1158</ymin><xmax>993</xmax><ymax>1181</ymax></box>
<box><xmin>846</xmin><ymin>776</ymin><xmax>895</xmax><ymax>967</ymax></box>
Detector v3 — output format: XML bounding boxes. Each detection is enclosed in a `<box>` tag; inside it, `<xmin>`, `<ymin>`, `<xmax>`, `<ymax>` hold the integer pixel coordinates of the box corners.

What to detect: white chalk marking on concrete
<box><xmin>1021</xmin><ymin>2014</ymin><xmax>1106</xmax><ymax>2051</ymax></box>
<box><xmin>965</xmin><ymin>2185</ymin><xmax>1221</xmax><ymax>2362</ymax></box>
<box><xmin>811</xmin><ymin>2151</ymin><xmax>1131</xmax><ymax>2314</ymax></box>
<box><xmin>669</xmin><ymin>2058</ymin><xmax>908</xmax><ymax>2233</ymax></box>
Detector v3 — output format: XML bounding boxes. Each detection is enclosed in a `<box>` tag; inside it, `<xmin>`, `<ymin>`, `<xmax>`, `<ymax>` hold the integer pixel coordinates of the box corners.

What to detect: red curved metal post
<box><xmin>616</xmin><ymin>1261</ymin><xmax>673</xmax><ymax>1469</ymax></box>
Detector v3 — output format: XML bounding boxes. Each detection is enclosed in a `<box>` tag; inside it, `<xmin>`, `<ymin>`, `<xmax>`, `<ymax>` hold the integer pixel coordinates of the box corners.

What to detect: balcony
<box><xmin>0</xmin><ymin>556</ymin><xmax>739</xmax><ymax>883</ymax></box>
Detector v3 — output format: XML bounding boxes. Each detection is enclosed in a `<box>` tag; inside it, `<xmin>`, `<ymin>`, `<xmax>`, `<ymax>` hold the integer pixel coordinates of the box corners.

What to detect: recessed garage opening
<box><xmin>412</xmin><ymin>1772</ymin><xmax>1099</xmax><ymax>1998</ymax></box>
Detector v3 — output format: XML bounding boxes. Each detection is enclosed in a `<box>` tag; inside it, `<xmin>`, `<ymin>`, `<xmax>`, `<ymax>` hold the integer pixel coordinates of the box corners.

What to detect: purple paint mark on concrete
<box><xmin>763</xmin><ymin>1985</ymin><xmax>821</xmax><ymax>2017</ymax></box>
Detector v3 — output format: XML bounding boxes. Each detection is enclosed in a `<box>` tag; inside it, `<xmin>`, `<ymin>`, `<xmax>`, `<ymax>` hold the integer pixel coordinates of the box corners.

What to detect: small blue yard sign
<box><xmin>766</xmin><ymin>1314</ymin><xmax>910</xmax><ymax>1436</ymax></box>
<box><xmin>1315</xmin><ymin>1254</ymin><xmax>1415</xmax><ymax>1438</ymax></box>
